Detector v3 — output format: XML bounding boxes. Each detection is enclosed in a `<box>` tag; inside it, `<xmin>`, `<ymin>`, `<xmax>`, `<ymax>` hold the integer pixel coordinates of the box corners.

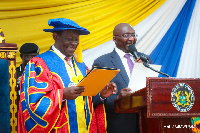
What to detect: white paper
<box><xmin>128</xmin><ymin>63</ymin><xmax>162</xmax><ymax>92</ymax></box>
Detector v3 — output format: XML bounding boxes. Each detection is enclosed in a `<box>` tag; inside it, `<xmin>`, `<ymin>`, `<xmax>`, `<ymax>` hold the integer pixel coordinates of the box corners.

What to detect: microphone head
<box><xmin>128</xmin><ymin>44</ymin><xmax>137</xmax><ymax>54</ymax></box>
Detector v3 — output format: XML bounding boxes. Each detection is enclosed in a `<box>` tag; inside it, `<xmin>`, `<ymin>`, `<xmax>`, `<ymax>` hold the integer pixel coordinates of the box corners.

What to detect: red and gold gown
<box><xmin>18</xmin><ymin>50</ymin><xmax>107</xmax><ymax>133</ymax></box>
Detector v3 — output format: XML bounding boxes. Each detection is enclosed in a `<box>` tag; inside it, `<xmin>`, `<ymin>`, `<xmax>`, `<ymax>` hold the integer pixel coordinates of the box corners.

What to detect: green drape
<box><xmin>0</xmin><ymin>59</ymin><xmax>10</xmax><ymax>133</ymax></box>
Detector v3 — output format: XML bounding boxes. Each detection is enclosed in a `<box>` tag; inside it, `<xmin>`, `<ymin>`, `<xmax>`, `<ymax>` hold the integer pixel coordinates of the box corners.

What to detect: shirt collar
<box><xmin>115</xmin><ymin>46</ymin><xmax>130</xmax><ymax>58</ymax></box>
<box><xmin>52</xmin><ymin>44</ymin><xmax>72</xmax><ymax>60</ymax></box>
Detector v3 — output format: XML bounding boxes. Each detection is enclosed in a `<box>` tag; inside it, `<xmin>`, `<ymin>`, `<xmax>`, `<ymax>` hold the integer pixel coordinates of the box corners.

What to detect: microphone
<box><xmin>128</xmin><ymin>44</ymin><xmax>170</xmax><ymax>77</ymax></box>
<box><xmin>128</xmin><ymin>44</ymin><xmax>149</xmax><ymax>63</ymax></box>
<box><xmin>128</xmin><ymin>44</ymin><xmax>139</xmax><ymax>60</ymax></box>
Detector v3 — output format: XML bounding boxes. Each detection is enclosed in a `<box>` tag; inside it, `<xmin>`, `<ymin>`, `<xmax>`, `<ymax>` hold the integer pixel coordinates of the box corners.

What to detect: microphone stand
<box><xmin>142</xmin><ymin>61</ymin><xmax>170</xmax><ymax>77</ymax></box>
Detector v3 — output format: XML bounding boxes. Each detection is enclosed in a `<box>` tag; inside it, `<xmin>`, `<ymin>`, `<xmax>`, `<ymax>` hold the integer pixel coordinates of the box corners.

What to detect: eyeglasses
<box><xmin>114</xmin><ymin>33</ymin><xmax>138</xmax><ymax>39</ymax></box>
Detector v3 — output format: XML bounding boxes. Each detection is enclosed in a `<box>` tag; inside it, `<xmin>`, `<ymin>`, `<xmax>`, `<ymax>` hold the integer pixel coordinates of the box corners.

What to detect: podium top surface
<box><xmin>115</xmin><ymin>77</ymin><xmax>200</xmax><ymax>118</ymax></box>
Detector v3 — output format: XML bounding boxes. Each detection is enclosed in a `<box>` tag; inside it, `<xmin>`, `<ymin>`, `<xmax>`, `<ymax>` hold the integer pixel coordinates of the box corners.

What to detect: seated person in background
<box><xmin>92</xmin><ymin>23</ymin><xmax>153</xmax><ymax>133</ymax></box>
<box><xmin>16</xmin><ymin>43</ymin><xmax>39</xmax><ymax>109</ymax></box>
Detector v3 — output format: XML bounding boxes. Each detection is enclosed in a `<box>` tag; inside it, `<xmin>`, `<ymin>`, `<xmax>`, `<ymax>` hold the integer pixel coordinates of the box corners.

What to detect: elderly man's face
<box><xmin>54</xmin><ymin>30</ymin><xmax>79</xmax><ymax>57</ymax></box>
<box><xmin>113</xmin><ymin>24</ymin><xmax>137</xmax><ymax>53</ymax></box>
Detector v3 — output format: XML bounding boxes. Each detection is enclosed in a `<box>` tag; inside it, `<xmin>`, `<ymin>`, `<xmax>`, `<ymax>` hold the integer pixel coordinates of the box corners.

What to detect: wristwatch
<box><xmin>99</xmin><ymin>93</ymin><xmax>106</xmax><ymax>101</ymax></box>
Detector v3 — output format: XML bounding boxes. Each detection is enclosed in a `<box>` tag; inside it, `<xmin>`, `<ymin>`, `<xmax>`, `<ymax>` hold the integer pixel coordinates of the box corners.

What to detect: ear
<box><xmin>113</xmin><ymin>36</ymin><xmax>117</xmax><ymax>43</ymax></box>
<box><xmin>20</xmin><ymin>54</ymin><xmax>23</xmax><ymax>59</ymax></box>
<box><xmin>53</xmin><ymin>32</ymin><xmax>59</xmax><ymax>40</ymax></box>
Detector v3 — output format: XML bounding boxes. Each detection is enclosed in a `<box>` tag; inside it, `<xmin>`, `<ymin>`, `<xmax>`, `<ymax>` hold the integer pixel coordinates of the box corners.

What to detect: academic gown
<box><xmin>18</xmin><ymin>50</ymin><xmax>106</xmax><ymax>133</ymax></box>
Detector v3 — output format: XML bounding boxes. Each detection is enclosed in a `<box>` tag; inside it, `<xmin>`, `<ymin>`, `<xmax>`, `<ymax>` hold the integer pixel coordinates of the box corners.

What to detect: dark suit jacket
<box><xmin>93</xmin><ymin>49</ymin><xmax>153</xmax><ymax>133</ymax></box>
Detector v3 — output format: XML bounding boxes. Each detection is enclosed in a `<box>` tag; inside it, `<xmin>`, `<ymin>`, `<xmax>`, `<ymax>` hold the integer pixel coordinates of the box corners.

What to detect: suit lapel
<box><xmin>110</xmin><ymin>49</ymin><xmax>129</xmax><ymax>86</ymax></box>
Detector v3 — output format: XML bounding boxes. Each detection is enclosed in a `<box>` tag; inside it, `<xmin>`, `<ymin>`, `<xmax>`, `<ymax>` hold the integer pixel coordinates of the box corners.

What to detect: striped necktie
<box><xmin>65</xmin><ymin>57</ymin><xmax>71</xmax><ymax>68</ymax></box>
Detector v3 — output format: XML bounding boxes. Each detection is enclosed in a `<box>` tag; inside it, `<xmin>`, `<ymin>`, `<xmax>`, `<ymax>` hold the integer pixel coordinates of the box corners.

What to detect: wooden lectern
<box><xmin>115</xmin><ymin>77</ymin><xmax>200</xmax><ymax>133</ymax></box>
<box><xmin>0</xmin><ymin>29</ymin><xmax>18</xmax><ymax>133</ymax></box>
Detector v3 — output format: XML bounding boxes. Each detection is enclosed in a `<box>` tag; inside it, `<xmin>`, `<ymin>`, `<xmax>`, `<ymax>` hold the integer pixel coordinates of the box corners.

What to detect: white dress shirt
<box><xmin>115</xmin><ymin>47</ymin><xmax>135</xmax><ymax>78</ymax></box>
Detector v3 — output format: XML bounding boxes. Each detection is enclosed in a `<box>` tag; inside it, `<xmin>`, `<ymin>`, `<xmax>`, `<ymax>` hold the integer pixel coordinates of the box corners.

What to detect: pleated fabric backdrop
<box><xmin>83</xmin><ymin>0</ymin><xmax>200</xmax><ymax>79</ymax></box>
<box><xmin>0</xmin><ymin>0</ymin><xmax>166</xmax><ymax>66</ymax></box>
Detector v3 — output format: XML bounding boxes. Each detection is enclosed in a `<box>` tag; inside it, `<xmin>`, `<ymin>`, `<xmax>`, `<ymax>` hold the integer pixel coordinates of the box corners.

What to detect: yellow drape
<box><xmin>0</xmin><ymin>0</ymin><xmax>166</xmax><ymax>66</ymax></box>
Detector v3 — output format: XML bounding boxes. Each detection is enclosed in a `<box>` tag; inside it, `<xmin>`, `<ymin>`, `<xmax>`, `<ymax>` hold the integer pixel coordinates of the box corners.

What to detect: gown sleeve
<box><xmin>18</xmin><ymin>57</ymin><xmax>64</xmax><ymax>133</ymax></box>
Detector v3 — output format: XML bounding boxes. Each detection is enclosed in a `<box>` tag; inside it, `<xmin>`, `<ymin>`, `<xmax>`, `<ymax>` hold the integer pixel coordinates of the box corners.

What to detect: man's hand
<box><xmin>100</xmin><ymin>82</ymin><xmax>117</xmax><ymax>98</ymax></box>
<box><xmin>117</xmin><ymin>87</ymin><xmax>132</xmax><ymax>99</ymax></box>
<box><xmin>63</xmin><ymin>86</ymin><xmax>85</xmax><ymax>100</ymax></box>
<box><xmin>134</xmin><ymin>57</ymin><xmax>143</xmax><ymax>63</ymax></box>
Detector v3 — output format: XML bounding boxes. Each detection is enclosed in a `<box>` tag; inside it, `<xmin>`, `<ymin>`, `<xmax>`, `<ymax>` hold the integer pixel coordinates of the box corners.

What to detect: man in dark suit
<box><xmin>93</xmin><ymin>23</ymin><xmax>153</xmax><ymax>133</ymax></box>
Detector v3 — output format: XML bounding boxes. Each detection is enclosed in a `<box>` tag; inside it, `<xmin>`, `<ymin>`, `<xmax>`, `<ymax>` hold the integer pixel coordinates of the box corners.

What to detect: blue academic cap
<box><xmin>43</xmin><ymin>18</ymin><xmax>90</xmax><ymax>35</ymax></box>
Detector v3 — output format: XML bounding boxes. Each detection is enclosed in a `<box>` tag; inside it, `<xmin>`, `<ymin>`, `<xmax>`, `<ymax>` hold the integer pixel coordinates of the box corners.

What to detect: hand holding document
<box><xmin>78</xmin><ymin>66</ymin><xmax>120</xmax><ymax>96</ymax></box>
<box><xmin>128</xmin><ymin>63</ymin><xmax>161</xmax><ymax>92</ymax></box>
